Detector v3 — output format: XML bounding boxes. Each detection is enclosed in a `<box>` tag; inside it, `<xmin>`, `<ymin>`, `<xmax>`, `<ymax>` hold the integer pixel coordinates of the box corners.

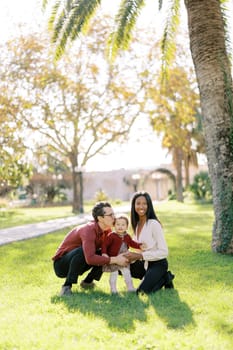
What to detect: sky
<box><xmin>0</xmin><ymin>0</ymin><xmax>173</xmax><ymax>171</ymax></box>
<box><xmin>3</xmin><ymin>0</ymin><xmax>232</xmax><ymax>171</ymax></box>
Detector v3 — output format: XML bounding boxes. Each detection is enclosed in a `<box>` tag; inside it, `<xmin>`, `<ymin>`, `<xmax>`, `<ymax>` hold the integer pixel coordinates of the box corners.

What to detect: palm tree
<box><xmin>43</xmin><ymin>0</ymin><xmax>233</xmax><ymax>254</ymax></box>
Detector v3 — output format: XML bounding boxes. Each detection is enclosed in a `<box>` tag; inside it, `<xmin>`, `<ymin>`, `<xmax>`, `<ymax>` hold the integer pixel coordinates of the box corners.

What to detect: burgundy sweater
<box><xmin>52</xmin><ymin>221</ymin><xmax>111</xmax><ymax>265</ymax></box>
<box><xmin>102</xmin><ymin>231</ymin><xmax>142</xmax><ymax>257</ymax></box>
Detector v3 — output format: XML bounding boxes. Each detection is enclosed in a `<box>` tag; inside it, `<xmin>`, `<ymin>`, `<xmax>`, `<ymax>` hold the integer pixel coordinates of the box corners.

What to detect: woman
<box><xmin>125</xmin><ymin>191</ymin><xmax>175</xmax><ymax>294</ymax></box>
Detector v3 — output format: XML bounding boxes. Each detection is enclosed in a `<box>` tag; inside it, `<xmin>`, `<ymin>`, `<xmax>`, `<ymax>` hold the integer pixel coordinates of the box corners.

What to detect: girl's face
<box><xmin>135</xmin><ymin>196</ymin><xmax>148</xmax><ymax>217</ymax></box>
<box><xmin>115</xmin><ymin>218</ymin><xmax>128</xmax><ymax>234</ymax></box>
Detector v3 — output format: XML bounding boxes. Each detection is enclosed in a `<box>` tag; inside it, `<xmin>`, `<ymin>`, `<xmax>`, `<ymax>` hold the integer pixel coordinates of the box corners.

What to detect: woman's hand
<box><xmin>123</xmin><ymin>251</ymin><xmax>143</xmax><ymax>263</ymax></box>
<box><xmin>140</xmin><ymin>242</ymin><xmax>147</xmax><ymax>250</ymax></box>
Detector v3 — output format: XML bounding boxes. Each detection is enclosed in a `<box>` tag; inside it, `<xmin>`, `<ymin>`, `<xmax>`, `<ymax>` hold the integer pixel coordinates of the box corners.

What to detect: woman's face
<box><xmin>135</xmin><ymin>196</ymin><xmax>148</xmax><ymax>217</ymax></box>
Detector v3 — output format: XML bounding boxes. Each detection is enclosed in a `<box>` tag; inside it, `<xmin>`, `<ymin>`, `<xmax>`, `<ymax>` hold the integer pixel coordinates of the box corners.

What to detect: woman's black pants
<box><xmin>130</xmin><ymin>258</ymin><xmax>168</xmax><ymax>294</ymax></box>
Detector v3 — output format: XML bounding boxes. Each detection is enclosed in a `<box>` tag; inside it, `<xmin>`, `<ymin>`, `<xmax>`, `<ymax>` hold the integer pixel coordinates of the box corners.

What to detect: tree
<box><xmin>0</xmin><ymin>85</ymin><xmax>32</xmax><ymax>194</ymax></box>
<box><xmin>147</xmin><ymin>65</ymin><xmax>201</xmax><ymax>202</ymax></box>
<box><xmin>2</xmin><ymin>26</ymin><xmax>146</xmax><ymax>213</ymax></box>
<box><xmin>43</xmin><ymin>0</ymin><xmax>233</xmax><ymax>254</ymax></box>
<box><xmin>184</xmin><ymin>1</ymin><xmax>233</xmax><ymax>254</ymax></box>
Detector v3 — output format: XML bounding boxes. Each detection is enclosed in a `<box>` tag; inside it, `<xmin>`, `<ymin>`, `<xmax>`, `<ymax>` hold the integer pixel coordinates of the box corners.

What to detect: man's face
<box><xmin>98</xmin><ymin>206</ymin><xmax>115</xmax><ymax>229</ymax></box>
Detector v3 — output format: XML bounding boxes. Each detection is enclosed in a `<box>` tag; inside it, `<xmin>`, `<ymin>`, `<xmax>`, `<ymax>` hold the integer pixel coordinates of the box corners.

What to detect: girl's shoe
<box><xmin>80</xmin><ymin>280</ymin><xmax>95</xmax><ymax>289</ymax></box>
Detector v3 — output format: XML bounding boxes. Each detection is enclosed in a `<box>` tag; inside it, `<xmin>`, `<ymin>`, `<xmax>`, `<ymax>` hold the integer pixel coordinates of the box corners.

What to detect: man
<box><xmin>52</xmin><ymin>201</ymin><xmax>128</xmax><ymax>296</ymax></box>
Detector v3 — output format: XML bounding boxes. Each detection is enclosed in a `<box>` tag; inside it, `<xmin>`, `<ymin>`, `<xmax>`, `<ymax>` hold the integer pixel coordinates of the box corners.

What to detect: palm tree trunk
<box><xmin>184</xmin><ymin>0</ymin><xmax>233</xmax><ymax>253</ymax></box>
<box><xmin>72</xmin><ymin>170</ymin><xmax>80</xmax><ymax>213</ymax></box>
<box><xmin>184</xmin><ymin>155</ymin><xmax>190</xmax><ymax>188</ymax></box>
<box><xmin>174</xmin><ymin>148</ymin><xmax>184</xmax><ymax>202</ymax></box>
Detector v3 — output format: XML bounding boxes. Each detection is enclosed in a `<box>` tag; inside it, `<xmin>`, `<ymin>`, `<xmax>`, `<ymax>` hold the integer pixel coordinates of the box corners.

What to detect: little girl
<box><xmin>102</xmin><ymin>215</ymin><xmax>146</xmax><ymax>294</ymax></box>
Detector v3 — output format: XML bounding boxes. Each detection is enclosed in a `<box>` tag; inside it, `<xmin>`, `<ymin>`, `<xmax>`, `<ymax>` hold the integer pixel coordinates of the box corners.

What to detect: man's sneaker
<box><xmin>59</xmin><ymin>285</ymin><xmax>72</xmax><ymax>296</ymax></box>
<box><xmin>80</xmin><ymin>280</ymin><xmax>95</xmax><ymax>289</ymax></box>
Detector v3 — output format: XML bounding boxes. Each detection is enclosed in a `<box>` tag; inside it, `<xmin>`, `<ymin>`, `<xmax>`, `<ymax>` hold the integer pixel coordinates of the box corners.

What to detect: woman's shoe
<box><xmin>164</xmin><ymin>271</ymin><xmax>175</xmax><ymax>289</ymax></box>
<box><xmin>164</xmin><ymin>281</ymin><xmax>174</xmax><ymax>289</ymax></box>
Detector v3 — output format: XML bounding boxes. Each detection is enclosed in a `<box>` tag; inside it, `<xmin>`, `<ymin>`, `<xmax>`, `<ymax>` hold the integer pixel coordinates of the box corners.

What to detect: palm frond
<box><xmin>48</xmin><ymin>1</ymin><xmax>64</xmax><ymax>39</ymax></box>
<box><xmin>70</xmin><ymin>0</ymin><xmax>102</xmax><ymax>38</ymax></box>
<box><xmin>220</xmin><ymin>0</ymin><xmax>232</xmax><ymax>63</ymax></box>
<box><xmin>107</xmin><ymin>0</ymin><xmax>145</xmax><ymax>61</ymax></box>
<box><xmin>42</xmin><ymin>0</ymin><xmax>48</xmax><ymax>10</ymax></box>
<box><xmin>46</xmin><ymin>0</ymin><xmax>101</xmax><ymax>59</ymax></box>
<box><xmin>161</xmin><ymin>0</ymin><xmax>181</xmax><ymax>79</ymax></box>
<box><xmin>158</xmin><ymin>0</ymin><xmax>164</xmax><ymax>11</ymax></box>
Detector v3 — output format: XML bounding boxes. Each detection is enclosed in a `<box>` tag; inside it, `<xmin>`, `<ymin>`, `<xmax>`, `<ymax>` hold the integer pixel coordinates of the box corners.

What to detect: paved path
<box><xmin>0</xmin><ymin>215</ymin><xmax>91</xmax><ymax>246</ymax></box>
<box><xmin>0</xmin><ymin>205</ymin><xmax>130</xmax><ymax>246</ymax></box>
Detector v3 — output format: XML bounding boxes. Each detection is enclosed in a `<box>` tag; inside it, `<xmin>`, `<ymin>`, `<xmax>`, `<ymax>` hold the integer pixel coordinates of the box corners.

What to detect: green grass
<box><xmin>0</xmin><ymin>201</ymin><xmax>128</xmax><ymax>229</ymax></box>
<box><xmin>0</xmin><ymin>202</ymin><xmax>233</xmax><ymax>349</ymax></box>
<box><xmin>0</xmin><ymin>206</ymin><xmax>76</xmax><ymax>229</ymax></box>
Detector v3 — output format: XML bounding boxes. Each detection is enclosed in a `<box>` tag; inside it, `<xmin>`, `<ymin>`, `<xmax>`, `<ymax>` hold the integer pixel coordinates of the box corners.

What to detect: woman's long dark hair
<box><xmin>130</xmin><ymin>191</ymin><xmax>161</xmax><ymax>232</ymax></box>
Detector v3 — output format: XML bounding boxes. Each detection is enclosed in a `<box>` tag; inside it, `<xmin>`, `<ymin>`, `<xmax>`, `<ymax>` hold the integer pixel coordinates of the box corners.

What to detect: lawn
<box><xmin>0</xmin><ymin>201</ymin><xmax>128</xmax><ymax>229</ymax></box>
<box><xmin>0</xmin><ymin>205</ymin><xmax>76</xmax><ymax>229</ymax></box>
<box><xmin>0</xmin><ymin>201</ymin><xmax>232</xmax><ymax>350</ymax></box>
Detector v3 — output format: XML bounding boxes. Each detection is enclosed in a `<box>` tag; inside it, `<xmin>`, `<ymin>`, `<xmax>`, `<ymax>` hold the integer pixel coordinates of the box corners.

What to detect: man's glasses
<box><xmin>103</xmin><ymin>213</ymin><xmax>115</xmax><ymax>217</ymax></box>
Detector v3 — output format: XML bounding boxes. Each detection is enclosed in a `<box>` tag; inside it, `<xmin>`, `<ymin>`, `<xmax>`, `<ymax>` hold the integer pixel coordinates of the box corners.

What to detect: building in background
<box><xmin>14</xmin><ymin>163</ymin><xmax>207</xmax><ymax>207</ymax></box>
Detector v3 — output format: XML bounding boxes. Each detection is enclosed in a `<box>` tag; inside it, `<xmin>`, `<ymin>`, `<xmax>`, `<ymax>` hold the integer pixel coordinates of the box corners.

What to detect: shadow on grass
<box><xmin>147</xmin><ymin>289</ymin><xmax>195</xmax><ymax>329</ymax></box>
<box><xmin>51</xmin><ymin>290</ymin><xmax>148</xmax><ymax>331</ymax></box>
<box><xmin>51</xmin><ymin>288</ymin><xmax>194</xmax><ymax>331</ymax></box>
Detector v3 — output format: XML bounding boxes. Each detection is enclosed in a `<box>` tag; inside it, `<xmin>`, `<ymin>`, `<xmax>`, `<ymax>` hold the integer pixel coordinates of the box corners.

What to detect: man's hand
<box><xmin>110</xmin><ymin>254</ymin><xmax>129</xmax><ymax>266</ymax></box>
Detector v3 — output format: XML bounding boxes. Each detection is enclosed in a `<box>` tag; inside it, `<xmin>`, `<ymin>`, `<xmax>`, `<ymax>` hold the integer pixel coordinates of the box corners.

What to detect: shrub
<box><xmin>94</xmin><ymin>189</ymin><xmax>109</xmax><ymax>202</ymax></box>
<box><xmin>189</xmin><ymin>171</ymin><xmax>212</xmax><ymax>202</ymax></box>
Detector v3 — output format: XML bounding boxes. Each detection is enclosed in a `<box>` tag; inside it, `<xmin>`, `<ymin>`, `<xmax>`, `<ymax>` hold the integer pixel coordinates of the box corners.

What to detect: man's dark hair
<box><xmin>92</xmin><ymin>202</ymin><xmax>112</xmax><ymax>222</ymax></box>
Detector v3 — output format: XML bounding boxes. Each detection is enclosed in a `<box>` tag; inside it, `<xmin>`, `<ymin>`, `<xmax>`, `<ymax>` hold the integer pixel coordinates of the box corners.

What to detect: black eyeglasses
<box><xmin>103</xmin><ymin>213</ymin><xmax>115</xmax><ymax>217</ymax></box>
